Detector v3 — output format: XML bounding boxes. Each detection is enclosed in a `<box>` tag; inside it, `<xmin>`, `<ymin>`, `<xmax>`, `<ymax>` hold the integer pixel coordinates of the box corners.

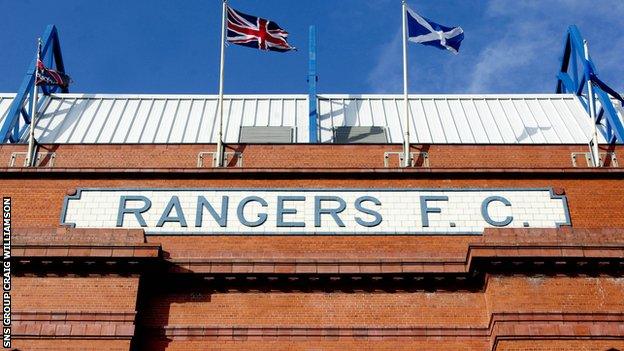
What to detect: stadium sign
<box><xmin>61</xmin><ymin>188</ymin><xmax>570</xmax><ymax>235</ymax></box>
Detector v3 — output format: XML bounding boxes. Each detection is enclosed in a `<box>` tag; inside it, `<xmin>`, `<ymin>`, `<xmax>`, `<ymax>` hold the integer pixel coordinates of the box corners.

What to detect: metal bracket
<box><xmin>9</xmin><ymin>151</ymin><xmax>56</xmax><ymax>167</ymax></box>
<box><xmin>384</xmin><ymin>151</ymin><xmax>429</xmax><ymax>168</ymax></box>
<box><xmin>570</xmin><ymin>151</ymin><xmax>618</xmax><ymax>167</ymax></box>
<box><xmin>197</xmin><ymin>151</ymin><xmax>243</xmax><ymax>168</ymax></box>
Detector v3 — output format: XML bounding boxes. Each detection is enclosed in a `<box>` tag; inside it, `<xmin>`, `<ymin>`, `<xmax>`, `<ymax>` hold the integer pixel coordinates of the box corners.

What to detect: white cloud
<box><xmin>468</xmin><ymin>17</ymin><xmax>554</xmax><ymax>92</ymax></box>
<box><xmin>367</xmin><ymin>0</ymin><xmax>624</xmax><ymax>93</ymax></box>
<box><xmin>469</xmin><ymin>0</ymin><xmax>624</xmax><ymax>93</ymax></box>
<box><xmin>366</xmin><ymin>28</ymin><xmax>403</xmax><ymax>93</ymax></box>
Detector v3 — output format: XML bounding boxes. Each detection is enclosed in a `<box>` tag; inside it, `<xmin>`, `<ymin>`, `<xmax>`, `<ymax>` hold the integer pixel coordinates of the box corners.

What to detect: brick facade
<box><xmin>2</xmin><ymin>144</ymin><xmax>623</xmax><ymax>351</ymax></box>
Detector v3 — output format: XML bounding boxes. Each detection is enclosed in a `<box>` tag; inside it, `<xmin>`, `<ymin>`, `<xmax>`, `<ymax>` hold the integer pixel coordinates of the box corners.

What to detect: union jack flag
<box><xmin>36</xmin><ymin>59</ymin><xmax>71</xmax><ymax>89</ymax></box>
<box><xmin>226</xmin><ymin>6</ymin><xmax>295</xmax><ymax>52</ymax></box>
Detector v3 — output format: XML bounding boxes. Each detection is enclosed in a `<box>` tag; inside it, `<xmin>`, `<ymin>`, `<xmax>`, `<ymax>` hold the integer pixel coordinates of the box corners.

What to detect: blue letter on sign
<box><xmin>117</xmin><ymin>195</ymin><xmax>151</xmax><ymax>227</ymax></box>
<box><xmin>277</xmin><ymin>196</ymin><xmax>306</xmax><ymax>227</ymax></box>
<box><xmin>354</xmin><ymin>196</ymin><xmax>382</xmax><ymax>227</ymax></box>
<box><xmin>237</xmin><ymin>196</ymin><xmax>268</xmax><ymax>227</ymax></box>
<box><xmin>157</xmin><ymin>196</ymin><xmax>188</xmax><ymax>227</ymax></box>
<box><xmin>196</xmin><ymin>196</ymin><xmax>229</xmax><ymax>227</ymax></box>
<box><xmin>314</xmin><ymin>196</ymin><xmax>346</xmax><ymax>227</ymax></box>
<box><xmin>481</xmin><ymin>196</ymin><xmax>513</xmax><ymax>227</ymax></box>
<box><xmin>420</xmin><ymin>196</ymin><xmax>449</xmax><ymax>227</ymax></box>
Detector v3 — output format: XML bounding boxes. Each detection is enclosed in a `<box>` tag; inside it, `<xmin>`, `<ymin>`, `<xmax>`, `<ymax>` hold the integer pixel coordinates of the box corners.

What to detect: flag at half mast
<box><xmin>226</xmin><ymin>6</ymin><xmax>295</xmax><ymax>52</ymax></box>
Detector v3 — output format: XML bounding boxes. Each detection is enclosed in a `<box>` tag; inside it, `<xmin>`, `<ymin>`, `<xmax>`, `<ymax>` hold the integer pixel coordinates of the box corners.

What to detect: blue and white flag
<box><xmin>406</xmin><ymin>6</ymin><xmax>464</xmax><ymax>54</ymax></box>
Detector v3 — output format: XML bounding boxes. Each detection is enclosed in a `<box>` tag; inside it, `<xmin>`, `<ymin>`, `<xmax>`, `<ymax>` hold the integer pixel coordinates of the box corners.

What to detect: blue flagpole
<box><xmin>308</xmin><ymin>26</ymin><xmax>318</xmax><ymax>143</ymax></box>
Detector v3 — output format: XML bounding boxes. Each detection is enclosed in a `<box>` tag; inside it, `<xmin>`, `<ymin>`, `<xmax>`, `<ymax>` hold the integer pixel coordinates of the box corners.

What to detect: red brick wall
<box><xmin>11</xmin><ymin>277</ymin><xmax>140</xmax><ymax>351</ymax></box>
<box><xmin>486</xmin><ymin>276</ymin><xmax>624</xmax><ymax>314</ymax></box>
<box><xmin>495</xmin><ymin>340</ymin><xmax>624</xmax><ymax>351</ymax></box>
<box><xmin>1</xmin><ymin>143</ymin><xmax>621</xmax><ymax>169</ymax></box>
<box><xmin>9</xmin><ymin>340</ymin><xmax>131</xmax><ymax>351</ymax></box>
<box><xmin>3</xmin><ymin>143</ymin><xmax>623</xmax><ymax>350</ymax></box>
<box><xmin>140</xmin><ymin>339</ymin><xmax>490</xmax><ymax>351</ymax></box>
<box><xmin>135</xmin><ymin>276</ymin><xmax>624</xmax><ymax>351</ymax></box>
<box><xmin>141</xmin><ymin>292</ymin><xmax>488</xmax><ymax>328</ymax></box>
<box><xmin>12</xmin><ymin>277</ymin><xmax>139</xmax><ymax>312</ymax></box>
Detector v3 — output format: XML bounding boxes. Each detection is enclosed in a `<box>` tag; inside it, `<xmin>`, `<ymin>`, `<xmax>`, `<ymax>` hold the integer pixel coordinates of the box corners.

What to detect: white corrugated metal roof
<box><xmin>319</xmin><ymin>94</ymin><xmax>613</xmax><ymax>144</ymax></box>
<box><xmin>0</xmin><ymin>92</ymin><xmax>617</xmax><ymax>144</ymax></box>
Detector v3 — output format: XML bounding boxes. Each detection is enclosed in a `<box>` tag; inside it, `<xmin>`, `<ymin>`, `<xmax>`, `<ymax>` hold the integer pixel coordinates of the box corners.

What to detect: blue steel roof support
<box><xmin>0</xmin><ymin>25</ymin><xmax>68</xmax><ymax>143</ymax></box>
<box><xmin>555</xmin><ymin>25</ymin><xmax>624</xmax><ymax>144</ymax></box>
<box><xmin>571</xmin><ymin>46</ymin><xmax>578</xmax><ymax>88</ymax></box>
<box><xmin>308</xmin><ymin>25</ymin><xmax>319</xmax><ymax>143</ymax></box>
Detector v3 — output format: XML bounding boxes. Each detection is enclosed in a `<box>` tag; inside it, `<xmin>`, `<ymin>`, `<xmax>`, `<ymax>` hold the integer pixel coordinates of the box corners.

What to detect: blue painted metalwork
<box><xmin>307</xmin><ymin>25</ymin><xmax>318</xmax><ymax>143</ymax></box>
<box><xmin>556</xmin><ymin>25</ymin><xmax>624</xmax><ymax>144</ymax></box>
<box><xmin>0</xmin><ymin>25</ymin><xmax>68</xmax><ymax>143</ymax></box>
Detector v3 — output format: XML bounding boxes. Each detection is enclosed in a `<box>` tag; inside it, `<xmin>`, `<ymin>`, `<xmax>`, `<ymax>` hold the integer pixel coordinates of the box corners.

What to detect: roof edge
<box><xmin>0</xmin><ymin>93</ymin><xmax>581</xmax><ymax>100</ymax></box>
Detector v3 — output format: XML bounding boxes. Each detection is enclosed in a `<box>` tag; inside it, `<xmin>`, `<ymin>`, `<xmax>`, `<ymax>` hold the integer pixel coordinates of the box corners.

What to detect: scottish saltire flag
<box><xmin>36</xmin><ymin>59</ymin><xmax>71</xmax><ymax>88</ymax></box>
<box><xmin>406</xmin><ymin>6</ymin><xmax>464</xmax><ymax>54</ymax></box>
<box><xmin>226</xmin><ymin>6</ymin><xmax>295</xmax><ymax>52</ymax></box>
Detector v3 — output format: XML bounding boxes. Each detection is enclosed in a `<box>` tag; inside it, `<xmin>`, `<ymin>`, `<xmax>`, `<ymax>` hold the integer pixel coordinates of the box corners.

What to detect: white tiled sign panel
<box><xmin>62</xmin><ymin>188</ymin><xmax>570</xmax><ymax>235</ymax></box>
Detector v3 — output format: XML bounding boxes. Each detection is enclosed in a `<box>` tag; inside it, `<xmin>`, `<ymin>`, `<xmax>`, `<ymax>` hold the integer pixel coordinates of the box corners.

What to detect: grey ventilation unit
<box><xmin>333</xmin><ymin>126</ymin><xmax>388</xmax><ymax>144</ymax></box>
<box><xmin>238</xmin><ymin>126</ymin><xmax>293</xmax><ymax>143</ymax></box>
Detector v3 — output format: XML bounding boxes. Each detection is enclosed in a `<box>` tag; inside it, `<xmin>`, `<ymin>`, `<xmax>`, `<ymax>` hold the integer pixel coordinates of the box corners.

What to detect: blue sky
<box><xmin>1</xmin><ymin>0</ymin><xmax>622</xmax><ymax>94</ymax></box>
